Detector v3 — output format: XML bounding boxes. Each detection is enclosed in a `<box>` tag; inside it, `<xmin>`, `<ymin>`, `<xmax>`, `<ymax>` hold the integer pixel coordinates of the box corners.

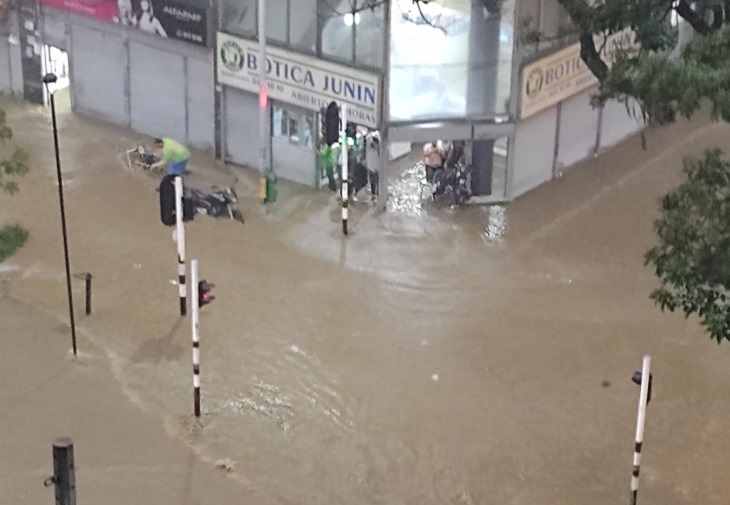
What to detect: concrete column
<box><xmin>466</xmin><ymin>0</ymin><xmax>501</xmax><ymax>196</ymax></box>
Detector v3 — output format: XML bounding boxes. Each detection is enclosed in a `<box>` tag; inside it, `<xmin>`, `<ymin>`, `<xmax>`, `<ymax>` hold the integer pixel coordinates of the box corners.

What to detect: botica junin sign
<box><xmin>519</xmin><ymin>28</ymin><xmax>637</xmax><ymax>119</ymax></box>
<box><xmin>217</xmin><ymin>32</ymin><xmax>380</xmax><ymax>128</ymax></box>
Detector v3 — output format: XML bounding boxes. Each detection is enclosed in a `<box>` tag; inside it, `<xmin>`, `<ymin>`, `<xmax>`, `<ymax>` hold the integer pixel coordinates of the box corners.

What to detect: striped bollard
<box><xmin>190</xmin><ymin>258</ymin><xmax>201</xmax><ymax>417</ymax></box>
<box><xmin>341</xmin><ymin>104</ymin><xmax>349</xmax><ymax>236</ymax></box>
<box><xmin>174</xmin><ymin>177</ymin><xmax>187</xmax><ymax>316</ymax></box>
<box><xmin>630</xmin><ymin>355</ymin><xmax>652</xmax><ymax>505</ymax></box>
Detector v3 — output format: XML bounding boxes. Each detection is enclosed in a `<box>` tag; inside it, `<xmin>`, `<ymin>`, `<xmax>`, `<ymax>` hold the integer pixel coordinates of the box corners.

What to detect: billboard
<box><xmin>38</xmin><ymin>0</ymin><xmax>209</xmax><ymax>46</ymax></box>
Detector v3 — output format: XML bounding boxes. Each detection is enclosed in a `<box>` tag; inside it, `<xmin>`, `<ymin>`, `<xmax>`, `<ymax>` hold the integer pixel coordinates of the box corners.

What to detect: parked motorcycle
<box><xmin>432</xmin><ymin>162</ymin><xmax>473</xmax><ymax>206</ymax></box>
<box><xmin>186</xmin><ymin>186</ymin><xmax>244</xmax><ymax>223</ymax></box>
<box><xmin>127</xmin><ymin>145</ymin><xmax>164</xmax><ymax>173</ymax></box>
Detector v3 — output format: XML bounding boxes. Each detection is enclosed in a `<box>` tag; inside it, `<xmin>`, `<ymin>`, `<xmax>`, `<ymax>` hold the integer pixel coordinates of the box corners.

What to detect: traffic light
<box><xmin>324</xmin><ymin>101</ymin><xmax>340</xmax><ymax>146</ymax></box>
<box><xmin>320</xmin><ymin>106</ymin><xmax>327</xmax><ymax>139</ymax></box>
<box><xmin>159</xmin><ymin>174</ymin><xmax>176</xmax><ymax>226</ymax></box>
<box><xmin>159</xmin><ymin>174</ymin><xmax>195</xmax><ymax>225</ymax></box>
<box><xmin>631</xmin><ymin>370</ymin><xmax>653</xmax><ymax>404</ymax></box>
<box><xmin>198</xmin><ymin>280</ymin><xmax>215</xmax><ymax>308</ymax></box>
<box><xmin>345</xmin><ymin>121</ymin><xmax>356</xmax><ymax>140</ymax></box>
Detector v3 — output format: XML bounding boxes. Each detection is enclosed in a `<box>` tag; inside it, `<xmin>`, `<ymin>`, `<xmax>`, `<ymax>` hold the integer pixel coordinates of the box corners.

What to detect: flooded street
<box><xmin>3</xmin><ymin>98</ymin><xmax>730</xmax><ymax>505</ymax></box>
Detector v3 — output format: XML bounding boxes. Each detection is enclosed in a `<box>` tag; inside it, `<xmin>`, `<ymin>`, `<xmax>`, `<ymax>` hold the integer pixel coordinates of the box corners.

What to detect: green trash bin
<box><xmin>265</xmin><ymin>172</ymin><xmax>278</xmax><ymax>204</ymax></box>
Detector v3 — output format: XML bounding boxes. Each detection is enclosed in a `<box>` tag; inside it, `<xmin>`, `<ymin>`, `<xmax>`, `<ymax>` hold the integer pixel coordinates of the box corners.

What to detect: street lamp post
<box><xmin>42</xmin><ymin>73</ymin><xmax>78</xmax><ymax>356</ymax></box>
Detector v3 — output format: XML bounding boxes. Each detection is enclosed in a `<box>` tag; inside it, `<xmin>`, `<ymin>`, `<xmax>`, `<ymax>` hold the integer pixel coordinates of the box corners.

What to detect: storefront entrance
<box><xmin>272</xmin><ymin>103</ymin><xmax>316</xmax><ymax>186</ymax></box>
<box><xmin>42</xmin><ymin>45</ymin><xmax>70</xmax><ymax>112</ymax></box>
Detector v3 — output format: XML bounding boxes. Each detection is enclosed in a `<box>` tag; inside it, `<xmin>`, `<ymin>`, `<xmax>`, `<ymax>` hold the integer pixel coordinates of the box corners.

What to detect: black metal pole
<box><xmin>51</xmin><ymin>438</ymin><xmax>76</xmax><ymax>505</ymax></box>
<box><xmin>49</xmin><ymin>92</ymin><xmax>78</xmax><ymax>356</ymax></box>
<box><xmin>84</xmin><ymin>273</ymin><xmax>92</xmax><ymax>316</ymax></box>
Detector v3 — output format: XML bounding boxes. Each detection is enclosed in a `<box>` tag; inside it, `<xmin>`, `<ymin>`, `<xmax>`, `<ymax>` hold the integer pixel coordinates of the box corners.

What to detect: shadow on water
<box><xmin>132</xmin><ymin>316</ymin><xmax>185</xmax><ymax>364</ymax></box>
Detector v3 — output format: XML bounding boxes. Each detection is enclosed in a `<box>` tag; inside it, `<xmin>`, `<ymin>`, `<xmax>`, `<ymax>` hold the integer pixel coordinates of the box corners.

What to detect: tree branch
<box><xmin>557</xmin><ymin>0</ymin><xmax>609</xmax><ymax>79</ymax></box>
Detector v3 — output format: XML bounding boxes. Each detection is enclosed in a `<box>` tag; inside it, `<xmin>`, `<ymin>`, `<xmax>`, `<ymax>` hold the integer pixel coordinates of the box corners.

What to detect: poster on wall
<box><xmin>37</xmin><ymin>0</ymin><xmax>209</xmax><ymax>46</ymax></box>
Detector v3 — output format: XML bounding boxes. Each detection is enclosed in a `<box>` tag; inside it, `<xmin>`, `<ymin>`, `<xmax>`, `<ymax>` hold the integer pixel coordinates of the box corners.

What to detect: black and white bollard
<box><xmin>190</xmin><ymin>258</ymin><xmax>201</xmax><ymax>417</ymax></box>
<box><xmin>174</xmin><ymin>177</ymin><xmax>187</xmax><ymax>316</ymax></box>
<box><xmin>630</xmin><ymin>355</ymin><xmax>652</xmax><ymax>505</ymax></box>
<box><xmin>340</xmin><ymin>104</ymin><xmax>349</xmax><ymax>236</ymax></box>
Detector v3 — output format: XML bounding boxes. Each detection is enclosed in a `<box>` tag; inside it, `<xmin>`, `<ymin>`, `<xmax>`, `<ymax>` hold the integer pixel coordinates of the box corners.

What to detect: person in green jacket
<box><xmin>154</xmin><ymin>137</ymin><xmax>190</xmax><ymax>176</ymax></box>
<box><xmin>319</xmin><ymin>140</ymin><xmax>337</xmax><ymax>192</ymax></box>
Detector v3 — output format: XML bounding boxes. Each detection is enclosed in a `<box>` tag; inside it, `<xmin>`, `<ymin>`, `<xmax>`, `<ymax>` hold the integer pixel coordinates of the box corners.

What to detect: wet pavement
<box><xmin>3</xmin><ymin>97</ymin><xmax>730</xmax><ymax>505</ymax></box>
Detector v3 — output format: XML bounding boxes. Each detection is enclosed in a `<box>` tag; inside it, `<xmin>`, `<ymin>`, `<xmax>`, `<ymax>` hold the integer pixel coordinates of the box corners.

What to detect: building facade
<box><xmin>0</xmin><ymin>0</ymin><xmax>655</xmax><ymax>203</ymax></box>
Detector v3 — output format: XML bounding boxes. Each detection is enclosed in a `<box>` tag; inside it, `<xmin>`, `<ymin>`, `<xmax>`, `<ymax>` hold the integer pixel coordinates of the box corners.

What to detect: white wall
<box><xmin>0</xmin><ymin>37</ymin><xmax>11</xmax><ymax>93</ymax></box>
<box><xmin>511</xmin><ymin>92</ymin><xmax>645</xmax><ymax>199</ymax></box>
<box><xmin>512</xmin><ymin>105</ymin><xmax>556</xmax><ymax>197</ymax></box>
<box><xmin>0</xmin><ymin>14</ymin><xmax>23</xmax><ymax>95</ymax></box>
<box><xmin>599</xmin><ymin>98</ymin><xmax>644</xmax><ymax>150</ymax></box>
<box><xmin>556</xmin><ymin>86</ymin><xmax>599</xmax><ymax>170</ymax></box>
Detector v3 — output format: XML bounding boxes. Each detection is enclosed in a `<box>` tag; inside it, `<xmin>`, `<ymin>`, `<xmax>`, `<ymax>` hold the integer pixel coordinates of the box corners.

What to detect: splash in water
<box><xmin>484</xmin><ymin>205</ymin><xmax>507</xmax><ymax>241</ymax></box>
<box><xmin>386</xmin><ymin>161</ymin><xmax>429</xmax><ymax>216</ymax></box>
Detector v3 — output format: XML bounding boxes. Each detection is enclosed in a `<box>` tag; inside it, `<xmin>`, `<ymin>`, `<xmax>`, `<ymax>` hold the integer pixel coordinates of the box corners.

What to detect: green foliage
<box><xmin>556</xmin><ymin>0</ymin><xmax>730</xmax><ymax>126</ymax></box>
<box><xmin>595</xmin><ymin>26</ymin><xmax>730</xmax><ymax>126</ymax></box>
<box><xmin>645</xmin><ymin>150</ymin><xmax>730</xmax><ymax>343</ymax></box>
<box><xmin>0</xmin><ymin>107</ymin><xmax>29</xmax><ymax>195</ymax></box>
<box><xmin>0</xmin><ymin>224</ymin><xmax>27</xmax><ymax>262</ymax></box>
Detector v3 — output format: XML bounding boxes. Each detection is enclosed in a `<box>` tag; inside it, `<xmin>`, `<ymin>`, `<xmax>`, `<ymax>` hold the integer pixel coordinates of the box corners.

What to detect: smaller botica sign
<box><xmin>519</xmin><ymin>28</ymin><xmax>637</xmax><ymax>119</ymax></box>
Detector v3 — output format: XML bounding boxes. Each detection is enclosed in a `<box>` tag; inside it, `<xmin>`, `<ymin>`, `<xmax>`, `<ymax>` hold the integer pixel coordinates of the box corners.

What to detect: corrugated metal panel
<box><xmin>70</xmin><ymin>26</ymin><xmax>127</xmax><ymax>124</ymax></box>
<box><xmin>599</xmin><ymin>99</ymin><xmax>644</xmax><ymax>150</ymax></box>
<box><xmin>556</xmin><ymin>87</ymin><xmax>599</xmax><ymax>170</ymax></box>
<box><xmin>41</xmin><ymin>6</ymin><xmax>68</xmax><ymax>51</ymax></box>
<box><xmin>224</xmin><ymin>87</ymin><xmax>259</xmax><ymax>167</ymax></box>
<box><xmin>0</xmin><ymin>38</ymin><xmax>11</xmax><ymax>92</ymax></box>
<box><xmin>128</xmin><ymin>41</ymin><xmax>185</xmax><ymax>141</ymax></box>
<box><xmin>511</xmin><ymin>106</ymin><xmax>556</xmax><ymax>198</ymax></box>
<box><xmin>186</xmin><ymin>56</ymin><xmax>214</xmax><ymax>151</ymax></box>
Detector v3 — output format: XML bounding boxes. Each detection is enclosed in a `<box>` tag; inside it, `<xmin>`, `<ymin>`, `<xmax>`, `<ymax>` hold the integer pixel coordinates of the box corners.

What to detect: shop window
<box><xmin>273</xmin><ymin>106</ymin><xmax>314</xmax><ymax>148</ymax></box>
<box><xmin>516</xmin><ymin>0</ymin><xmax>574</xmax><ymax>56</ymax></box>
<box><xmin>266</xmin><ymin>0</ymin><xmax>288</xmax><ymax>44</ymax></box>
<box><xmin>320</xmin><ymin>0</ymin><xmax>355</xmax><ymax>63</ymax></box>
<box><xmin>220</xmin><ymin>0</ymin><xmax>257</xmax><ymax>36</ymax></box>
<box><xmin>389</xmin><ymin>0</ymin><xmax>516</xmax><ymax>121</ymax></box>
<box><xmin>319</xmin><ymin>0</ymin><xmax>384</xmax><ymax>69</ymax></box>
<box><xmin>290</xmin><ymin>0</ymin><xmax>318</xmax><ymax>52</ymax></box>
<box><xmin>355</xmin><ymin>3</ymin><xmax>385</xmax><ymax>68</ymax></box>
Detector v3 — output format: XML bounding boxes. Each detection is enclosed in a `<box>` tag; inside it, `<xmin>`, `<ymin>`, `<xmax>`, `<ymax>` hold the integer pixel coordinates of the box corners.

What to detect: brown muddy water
<box><xmin>2</xmin><ymin>99</ymin><xmax>730</xmax><ymax>505</ymax></box>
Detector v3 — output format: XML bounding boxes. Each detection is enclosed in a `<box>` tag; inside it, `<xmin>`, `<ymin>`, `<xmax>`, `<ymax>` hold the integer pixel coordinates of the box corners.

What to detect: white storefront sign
<box><xmin>217</xmin><ymin>32</ymin><xmax>380</xmax><ymax>128</ymax></box>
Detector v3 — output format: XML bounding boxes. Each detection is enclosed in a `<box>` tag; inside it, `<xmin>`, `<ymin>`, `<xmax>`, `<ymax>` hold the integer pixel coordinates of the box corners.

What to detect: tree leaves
<box><xmin>646</xmin><ymin>150</ymin><xmax>730</xmax><ymax>343</ymax></box>
<box><xmin>0</xmin><ymin>107</ymin><xmax>29</xmax><ymax>195</ymax></box>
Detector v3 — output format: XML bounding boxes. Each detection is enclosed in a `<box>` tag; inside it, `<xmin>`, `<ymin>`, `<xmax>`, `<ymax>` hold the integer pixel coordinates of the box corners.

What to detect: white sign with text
<box><xmin>217</xmin><ymin>32</ymin><xmax>380</xmax><ymax>128</ymax></box>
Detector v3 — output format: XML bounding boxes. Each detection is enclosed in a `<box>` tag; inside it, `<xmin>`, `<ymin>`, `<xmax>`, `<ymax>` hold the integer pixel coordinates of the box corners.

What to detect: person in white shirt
<box><xmin>365</xmin><ymin>131</ymin><xmax>381</xmax><ymax>201</ymax></box>
<box><xmin>423</xmin><ymin>140</ymin><xmax>446</xmax><ymax>183</ymax></box>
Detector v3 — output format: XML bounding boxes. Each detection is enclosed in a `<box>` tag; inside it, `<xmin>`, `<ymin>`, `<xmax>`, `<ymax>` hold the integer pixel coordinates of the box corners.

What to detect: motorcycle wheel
<box><xmin>231</xmin><ymin>208</ymin><xmax>245</xmax><ymax>224</ymax></box>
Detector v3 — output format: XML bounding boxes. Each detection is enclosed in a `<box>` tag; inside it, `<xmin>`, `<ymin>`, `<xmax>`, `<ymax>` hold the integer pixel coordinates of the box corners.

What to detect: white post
<box><xmin>174</xmin><ymin>177</ymin><xmax>186</xmax><ymax>316</ymax></box>
<box><xmin>191</xmin><ymin>259</ymin><xmax>201</xmax><ymax>418</ymax></box>
<box><xmin>258</xmin><ymin>0</ymin><xmax>268</xmax><ymax>204</ymax></box>
<box><xmin>630</xmin><ymin>355</ymin><xmax>652</xmax><ymax>505</ymax></box>
<box><xmin>341</xmin><ymin>104</ymin><xmax>349</xmax><ymax>236</ymax></box>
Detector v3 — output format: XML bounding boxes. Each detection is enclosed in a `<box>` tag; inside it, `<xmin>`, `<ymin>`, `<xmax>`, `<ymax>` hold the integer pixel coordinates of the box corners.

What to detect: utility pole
<box><xmin>258</xmin><ymin>0</ymin><xmax>269</xmax><ymax>205</ymax></box>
